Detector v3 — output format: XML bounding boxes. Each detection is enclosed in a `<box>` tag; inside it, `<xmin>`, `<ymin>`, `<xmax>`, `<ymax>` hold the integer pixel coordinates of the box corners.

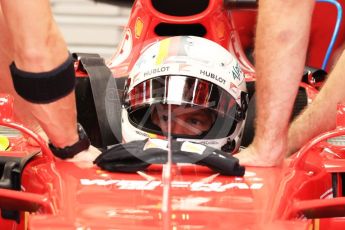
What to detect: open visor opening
<box><xmin>124</xmin><ymin>75</ymin><xmax>240</xmax><ymax>139</ymax></box>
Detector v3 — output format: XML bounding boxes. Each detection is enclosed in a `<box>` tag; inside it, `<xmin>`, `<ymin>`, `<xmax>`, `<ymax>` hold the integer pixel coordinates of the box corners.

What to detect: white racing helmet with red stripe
<box><xmin>122</xmin><ymin>36</ymin><xmax>247</xmax><ymax>154</ymax></box>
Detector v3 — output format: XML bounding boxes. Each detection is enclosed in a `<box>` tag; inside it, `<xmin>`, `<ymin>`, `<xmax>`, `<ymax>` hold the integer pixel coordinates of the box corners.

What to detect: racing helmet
<box><xmin>121</xmin><ymin>36</ymin><xmax>248</xmax><ymax>153</ymax></box>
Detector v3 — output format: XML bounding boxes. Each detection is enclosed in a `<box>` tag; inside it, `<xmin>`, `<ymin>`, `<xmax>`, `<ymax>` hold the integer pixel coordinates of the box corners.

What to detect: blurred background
<box><xmin>51</xmin><ymin>0</ymin><xmax>131</xmax><ymax>59</ymax></box>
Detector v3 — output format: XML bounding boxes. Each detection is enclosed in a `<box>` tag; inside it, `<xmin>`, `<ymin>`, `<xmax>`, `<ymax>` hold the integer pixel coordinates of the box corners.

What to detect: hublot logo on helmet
<box><xmin>144</xmin><ymin>66</ymin><xmax>170</xmax><ymax>77</ymax></box>
<box><xmin>200</xmin><ymin>70</ymin><xmax>226</xmax><ymax>84</ymax></box>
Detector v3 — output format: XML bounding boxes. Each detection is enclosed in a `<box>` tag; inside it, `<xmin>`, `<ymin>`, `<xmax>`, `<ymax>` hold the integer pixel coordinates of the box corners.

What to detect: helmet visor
<box><xmin>124</xmin><ymin>75</ymin><xmax>239</xmax><ymax>139</ymax></box>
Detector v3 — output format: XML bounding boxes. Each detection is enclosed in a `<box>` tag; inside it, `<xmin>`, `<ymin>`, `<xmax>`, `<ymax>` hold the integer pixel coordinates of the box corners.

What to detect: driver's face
<box><xmin>151</xmin><ymin>105</ymin><xmax>214</xmax><ymax>136</ymax></box>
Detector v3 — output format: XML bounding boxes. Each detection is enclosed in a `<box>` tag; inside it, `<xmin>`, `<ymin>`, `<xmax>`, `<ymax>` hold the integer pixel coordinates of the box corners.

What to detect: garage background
<box><xmin>51</xmin><ymin>0</ymin><xmax>130</xmax><ymax>59</ymax></box>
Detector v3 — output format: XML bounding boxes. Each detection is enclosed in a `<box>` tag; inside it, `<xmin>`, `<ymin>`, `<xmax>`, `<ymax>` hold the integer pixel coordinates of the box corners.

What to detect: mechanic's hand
<box><xmin>234</xmin><ymin>144</ymin><xmax>283</xmax><ymax>167</ymax></box>
<box><xmin>27</xmin><ymin>124</ymin><xmax>101</xmax><ymax>162</ymax></box>
<box><xmin>26</xmin><ymin>125</ymin><xmax>49</xmax><ymax>146</ymax></box>
<box><xmin>67</xmin><ymin>145</ymin><xmax>101</xmax><ymax>162</ymax></box>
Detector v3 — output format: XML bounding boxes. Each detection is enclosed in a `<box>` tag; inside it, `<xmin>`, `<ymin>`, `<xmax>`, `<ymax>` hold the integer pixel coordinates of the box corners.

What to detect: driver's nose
<box><xmin>170</xmin><ymin>120</ymin><xmax>186</xmax><ymax>135</ymax></box>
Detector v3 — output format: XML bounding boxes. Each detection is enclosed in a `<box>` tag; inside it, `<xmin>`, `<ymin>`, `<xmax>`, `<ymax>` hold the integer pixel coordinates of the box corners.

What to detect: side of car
<box><xmin>1</xmin><ymin>0</ymin><xmax>345</xmax><ymax>229</ymax></box>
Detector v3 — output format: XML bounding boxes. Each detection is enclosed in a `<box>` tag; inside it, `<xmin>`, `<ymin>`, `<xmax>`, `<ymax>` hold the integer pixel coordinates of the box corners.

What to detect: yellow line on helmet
<box><xmin>156</xmin><ymin>38</ymin><xmax>171</xmax><ymax>65</ymax></box>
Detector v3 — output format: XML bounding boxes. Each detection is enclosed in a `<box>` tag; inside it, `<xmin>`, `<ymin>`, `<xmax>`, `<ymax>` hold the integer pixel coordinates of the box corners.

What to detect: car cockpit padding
<box><xmin>74</xmin><ymin>53</ymin><xmax>126</xmax><ymax>148</ymax></box>
<box><xmin>0</xmin><ymin>152</ymin><xmax>40</xmax><ymax>223</ymax></box>
<box><xmin>94</xmin><ymin>139</ymin><xmax>245</xmax><ymax>176</ymax></box>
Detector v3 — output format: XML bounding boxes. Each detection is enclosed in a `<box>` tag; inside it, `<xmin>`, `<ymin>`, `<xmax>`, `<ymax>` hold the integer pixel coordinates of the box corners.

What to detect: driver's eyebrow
<box><xmin>174</xmin><ymin>117</ymin><xmax>204</xmax><ymax>133</ymax></box>
<box><xmin>172</xmin><ymin>106</ymin><xmax>206</xmax><ymax>116</ymax></box>
<box><xmin>178</xmin><ymin>109</ymin><xmax>212</xmax><ymax>121</ymax></box>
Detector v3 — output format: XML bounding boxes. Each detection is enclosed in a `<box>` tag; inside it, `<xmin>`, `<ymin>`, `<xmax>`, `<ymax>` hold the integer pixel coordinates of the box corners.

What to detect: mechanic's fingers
<box><xmin>234</xmin><ymin>146</ymin><xmax>279</xmax><ymax>167</ymax></box>
<box><xmin>26</xmin><ymin>127</ymin><xmax>49</xmax><ymax>147</ymax></box>
<box><xmin>67</xmin><ymin>145</ymin><xmax>101</xmax><ymax>162</ymax></box>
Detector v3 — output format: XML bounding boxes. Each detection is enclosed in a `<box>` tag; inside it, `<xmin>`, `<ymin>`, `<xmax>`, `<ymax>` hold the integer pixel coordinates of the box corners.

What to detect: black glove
<box><xmin>94</xmin><ymin>139</ymin><xmax>245</xmax><ymax>176</ymax></box>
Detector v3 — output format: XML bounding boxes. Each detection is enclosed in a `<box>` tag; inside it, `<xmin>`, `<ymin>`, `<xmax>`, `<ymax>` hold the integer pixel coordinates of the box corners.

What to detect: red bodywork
<box><xmin>2</xmin><ymin>0</ymin><xmax>345</xmax><ymax>229</ymax></box>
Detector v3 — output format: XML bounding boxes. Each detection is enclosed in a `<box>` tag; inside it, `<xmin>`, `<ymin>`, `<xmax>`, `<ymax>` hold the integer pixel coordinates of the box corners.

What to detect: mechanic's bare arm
<box><xmin>235</xmin><ymin>0</ymin><xmax>315</xmax><ymax>166</ymax></box>
<box><xmin>288</xmin><ymin>50</ymin><xmax>345</xmax><ymax>155</ymax></box>
<box><xmin>0</xmin><ymin>7</ymin><xmax>43</xmax><ymax>134</ymax></box>
<box><xmin>0</xmin><ymin>1</ymin><xmax>85</xmax><ymax>151</ymax></box>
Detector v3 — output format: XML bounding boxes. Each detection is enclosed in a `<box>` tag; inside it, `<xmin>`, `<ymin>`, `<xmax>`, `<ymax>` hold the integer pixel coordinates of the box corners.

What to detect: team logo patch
<box><xmin>135</xmin><ymin>17</ymin><xmax>144</xmax><ymax>38</ymax></box>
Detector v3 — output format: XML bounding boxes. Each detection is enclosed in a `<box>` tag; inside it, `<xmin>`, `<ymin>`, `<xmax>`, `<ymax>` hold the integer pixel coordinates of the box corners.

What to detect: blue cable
<box><xmin>316</xmin><ymin>0</ymin><xmax>342</xmax><ymax>70</ymax></box>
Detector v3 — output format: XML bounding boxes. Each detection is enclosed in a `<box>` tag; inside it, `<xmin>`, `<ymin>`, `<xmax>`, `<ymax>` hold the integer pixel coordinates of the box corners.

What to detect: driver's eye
<box><xmin>162</xmin><ymin>114</ymin><xmax>168</xmax><ymax>122</ymax></box>
<box><xmin>187</xmin><ymin>118</ymin><xmax>202</xmax><ymax>126</ymax></box>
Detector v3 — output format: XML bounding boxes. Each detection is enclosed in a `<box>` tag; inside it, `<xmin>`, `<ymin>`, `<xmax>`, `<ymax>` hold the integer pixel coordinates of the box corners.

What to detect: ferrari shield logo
<box><xmin>135</xmin><ymin>17</ymin><xmax>144</xmax><ymax>38</ymax></box>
